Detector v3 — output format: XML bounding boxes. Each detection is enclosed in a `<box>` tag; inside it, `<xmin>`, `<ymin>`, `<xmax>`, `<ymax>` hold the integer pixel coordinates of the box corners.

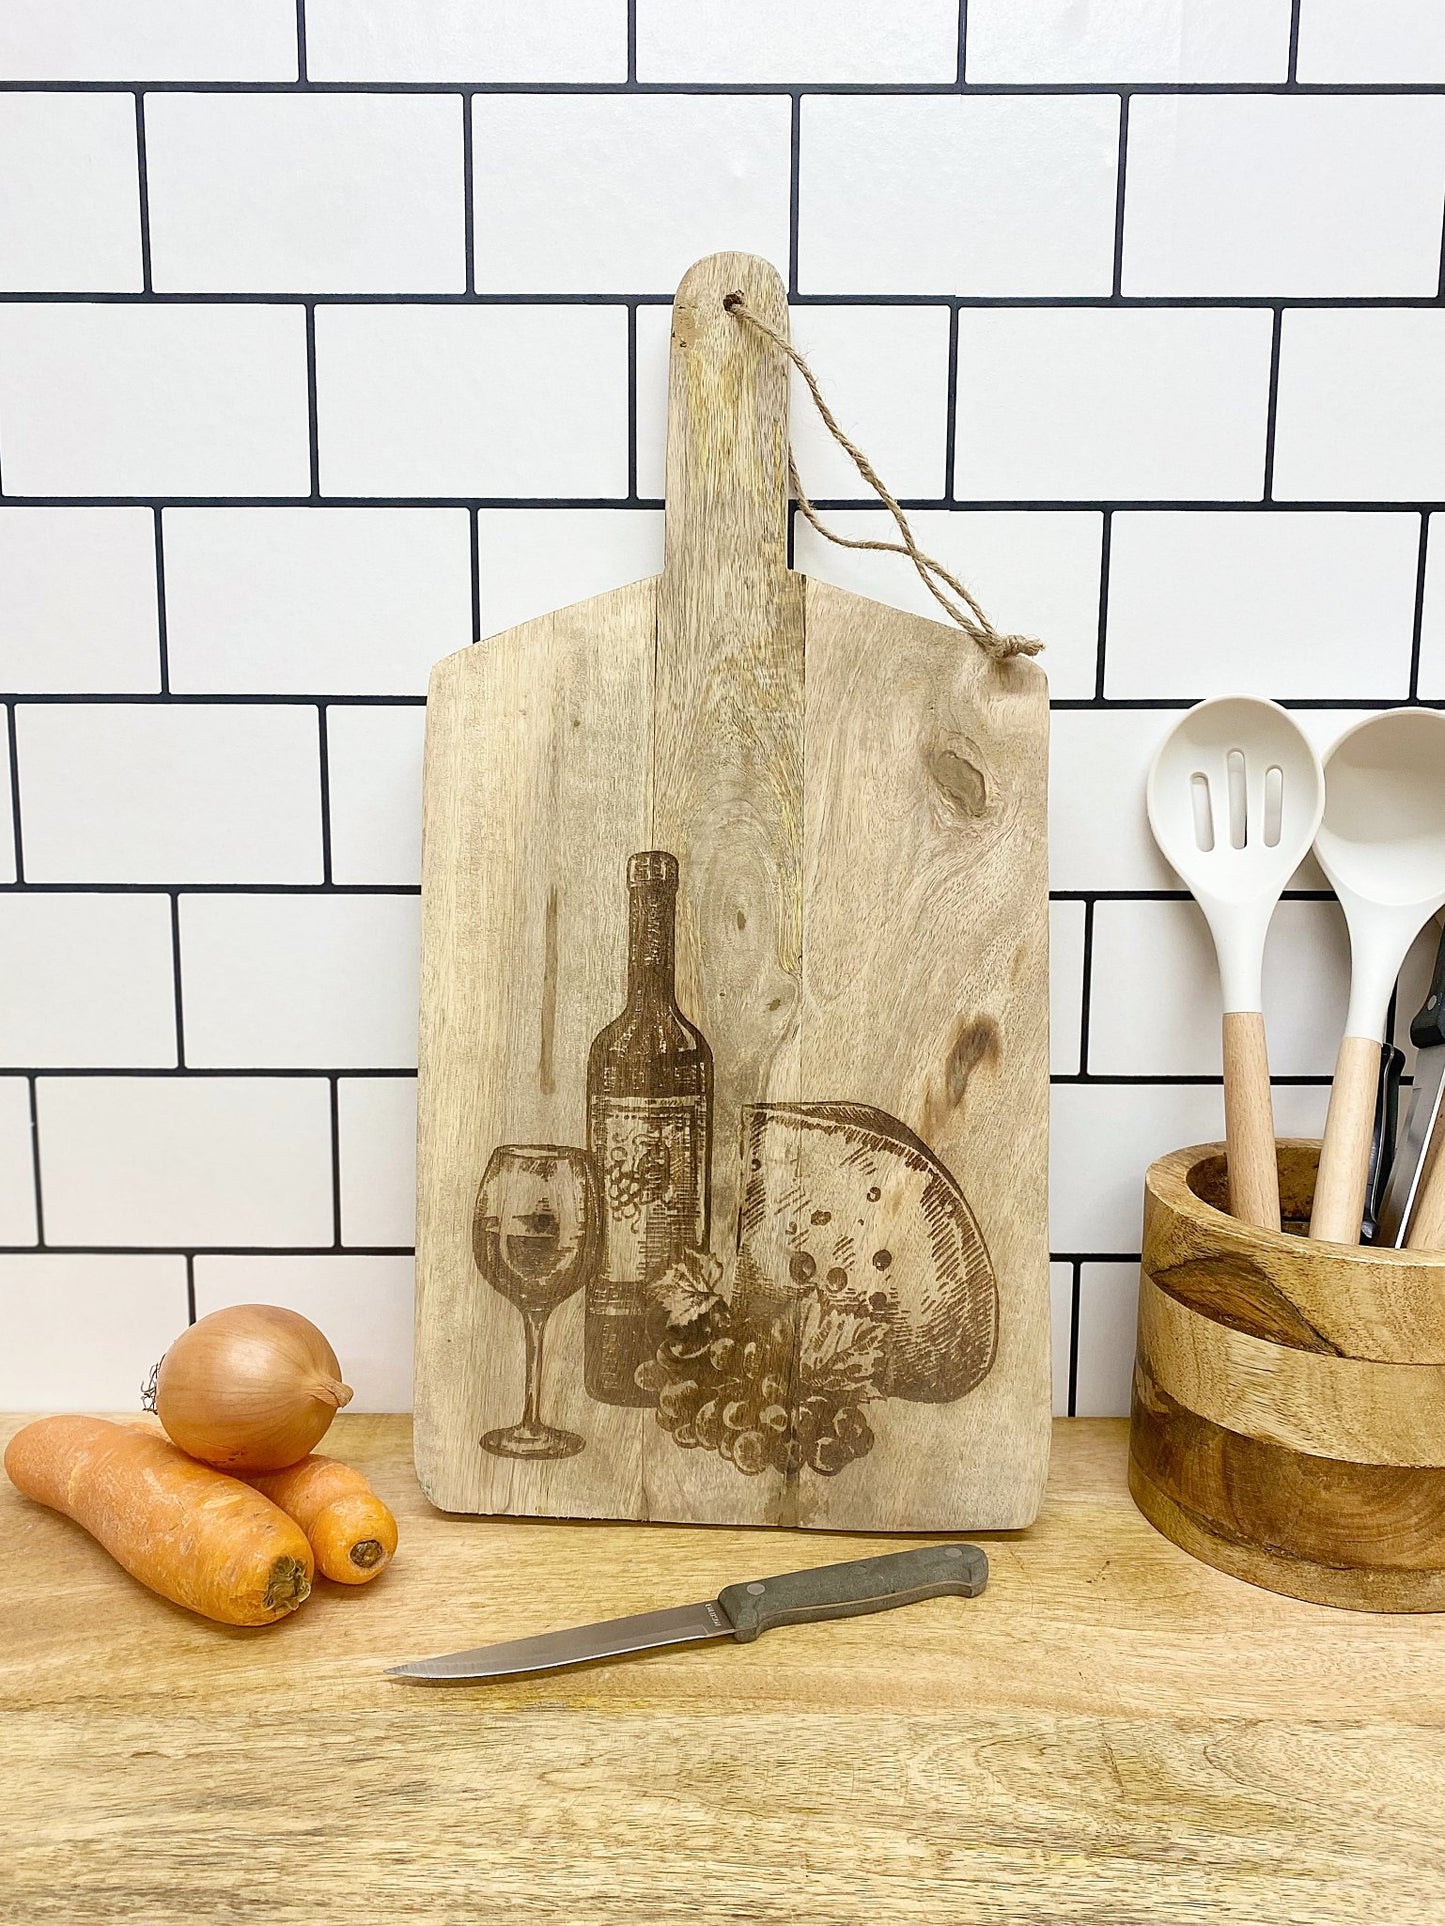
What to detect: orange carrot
<box><xmin>244</xmin><ymin>1455</ymin><xmax>398</xmax><ymax>1585</ymax></box>
<box><xmin>4</xmin><ymin>1416</ymin><xmax>313</xmax><ymax>1626</ymax></box>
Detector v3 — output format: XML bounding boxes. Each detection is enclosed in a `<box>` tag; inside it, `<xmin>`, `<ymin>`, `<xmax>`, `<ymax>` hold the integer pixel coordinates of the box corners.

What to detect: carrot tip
<box><xmin>264</xmin><ymin>1556</ymin><xmax>312</xmax><ymax>1614</ymax></box>
<box><xmin>348</xmin><ymin>1538</ymin><xmax>387</xmax><ymax>1570</ymax></box>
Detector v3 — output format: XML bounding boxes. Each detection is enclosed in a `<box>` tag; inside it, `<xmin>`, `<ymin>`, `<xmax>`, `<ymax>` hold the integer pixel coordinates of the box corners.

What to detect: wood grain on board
<box><xmin>414</xmin><ymin>251</ymin><xmax>1050</xmax><ymax>1530</ymax></box>
<box><xmin>5</xmin><ymin>1414</ymin><xmax>1444</xmax><ymax>1926</ymax></box>
<box><xmin>1131</xmin><ymin>1140</ymin><xmax>1445</xmax><ymax>1610</ymax></box>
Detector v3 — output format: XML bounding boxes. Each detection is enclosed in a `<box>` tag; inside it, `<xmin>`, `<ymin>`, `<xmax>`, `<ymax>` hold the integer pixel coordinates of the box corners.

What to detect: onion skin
<box><xmin>156</xmin><ymin>1304</ymin><xmax>354</xmax><ymax>1473</ymax></box>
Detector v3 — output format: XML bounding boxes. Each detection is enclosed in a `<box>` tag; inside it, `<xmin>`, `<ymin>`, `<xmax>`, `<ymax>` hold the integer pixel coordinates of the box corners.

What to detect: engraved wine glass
<box><xmin>474</xmin><ymin>1145</ymin><xmax>598</xmax><ymax>1460</ymax></box>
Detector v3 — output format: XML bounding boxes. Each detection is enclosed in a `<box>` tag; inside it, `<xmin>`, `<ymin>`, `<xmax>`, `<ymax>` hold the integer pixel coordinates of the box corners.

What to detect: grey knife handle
<box><xmin>716</xmin><ymin>1543</ymin><xmax>988</xmax><ymax>1644</ymax></box>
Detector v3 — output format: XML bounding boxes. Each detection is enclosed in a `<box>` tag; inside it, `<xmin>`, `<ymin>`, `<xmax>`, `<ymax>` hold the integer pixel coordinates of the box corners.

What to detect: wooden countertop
<box><xmin>3</xmin><ymin>1414</ymin><xmax>1441</xmax><ymax>1923</ymax></box>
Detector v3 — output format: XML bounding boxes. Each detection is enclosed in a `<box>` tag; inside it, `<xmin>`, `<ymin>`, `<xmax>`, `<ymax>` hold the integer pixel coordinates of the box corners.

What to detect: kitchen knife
<box><xmin>1362</xmin><ymin>1043</ymin><xmax>1405</xmax><ymax>1243</ymax></box>
<box><xmin>1376</xmin><ymin>921</ymin><xmax>1445</xmax><ymax>1248</ymax></box>
<box><xmin>386</xmin><ymin>1542</ymin><xmax>988</xmax><ymax>1682</ymax></box>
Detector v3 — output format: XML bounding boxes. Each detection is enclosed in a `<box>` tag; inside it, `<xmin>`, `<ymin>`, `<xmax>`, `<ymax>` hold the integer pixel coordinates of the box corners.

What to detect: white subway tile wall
<box><xmin>161</xmin><ymin>507</ymin><xmax>471</xmax><ymax>695</ymax></box>
<box><xmin>313</xmin><ymin>304</ymin><xmax>629</xmax><ymax>496</ymax></box>
<box><xmin>0</xmin><ymin>508</ymin><xmax>160</xmax><ymax>692</ymax></box>
<box><xmin>304</xmin><ymin>1</ymin><xmax>627</xmax><ymax>85</ymax></box>
<box><xmin>0</xmin><ymin>93</ymin><xmax>142</xmax><ymax>293</ymax></box>
<box><xmin>0</xmin><ymin>303</ymin><xmax>312</xmax><ymax>497</ymax></box>
<box><xmin>144</xmin><ymin>93</ymin><xmax>467</xmax><ymax>295</ymax></box>
<box><xmin>324</xmin><ymin>706</ymin><xmax>426</xmax><ymax>886</ymax></box>
<box><xmin>965</xmin><ymin>0</ymin><xmax>1293</xmax><ymax>84</ymax></box>
<box><xmin>177</xmin><ymin>893</ymin><xmax>420</xmax><ymax>1068</ymax></box>
<box><xmin>0</xmin><ymin>2</ymin><xmax>1438</xmax><ymax>1415</ymax></box>
<box><xmin>0</xmin><ymin>1079</ymin><xmax>38</xmax><ymax>1246</ymax></box>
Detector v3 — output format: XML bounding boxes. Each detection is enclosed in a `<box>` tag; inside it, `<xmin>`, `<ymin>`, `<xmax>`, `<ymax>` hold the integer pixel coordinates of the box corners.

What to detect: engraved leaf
<box><xmin>649</xmin><ymin>1248</ymin><xmax>729</xmax><ymax>1328</ymax></box>
<box><xmin>798</xmin><ymin>1302</ymin><xmax>887</xmax><ymax>1404</ymax></box>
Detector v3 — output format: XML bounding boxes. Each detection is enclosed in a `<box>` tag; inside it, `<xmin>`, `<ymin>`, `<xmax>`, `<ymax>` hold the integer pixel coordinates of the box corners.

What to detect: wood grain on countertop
<box><xmin>2</xmin><ymin>1414</ymin><xmax>1442</xmax><ymax>1924</ymax></box>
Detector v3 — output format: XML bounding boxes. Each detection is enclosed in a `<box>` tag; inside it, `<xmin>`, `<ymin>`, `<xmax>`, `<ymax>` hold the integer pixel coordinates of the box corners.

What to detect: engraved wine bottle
<box><xmin>585</xmin><ymin>850</ymin><xmax>713</xmax><ymax>1406</ymax></box>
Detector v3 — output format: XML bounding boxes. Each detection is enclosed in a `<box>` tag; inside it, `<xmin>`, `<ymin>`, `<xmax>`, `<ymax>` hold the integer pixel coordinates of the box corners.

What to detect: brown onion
<box><xmin>156</xmin><ymin>1304</ymin><xmax>353</xmax><ymax>1473</ymax></box>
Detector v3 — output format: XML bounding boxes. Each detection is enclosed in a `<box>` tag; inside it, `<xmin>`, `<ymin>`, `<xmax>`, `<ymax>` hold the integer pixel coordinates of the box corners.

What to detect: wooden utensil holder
<box><xmin>1129</xmin><ymin>1139</ymin><xmax>1445</xmax><ymax>1611</ymax></box>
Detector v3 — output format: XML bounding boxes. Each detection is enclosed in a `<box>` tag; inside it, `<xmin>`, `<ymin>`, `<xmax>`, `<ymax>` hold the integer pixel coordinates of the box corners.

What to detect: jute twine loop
<box><xmin>723</xmin><ymin>291</ymin><xmax>1041</xmax><ymax>662</ymax></box>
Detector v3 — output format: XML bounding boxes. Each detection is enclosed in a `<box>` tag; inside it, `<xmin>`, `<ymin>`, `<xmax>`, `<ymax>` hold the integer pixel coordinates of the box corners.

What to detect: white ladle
<box><xmin>1310</xmin><ymin>707</ymin><xmax>1445</xmax><ymax>1245</ymax></box>
<box><xmin>1147</xmin><ymin>697</ymin><xmax>1324</xmax><ymax>1231</ymax></box>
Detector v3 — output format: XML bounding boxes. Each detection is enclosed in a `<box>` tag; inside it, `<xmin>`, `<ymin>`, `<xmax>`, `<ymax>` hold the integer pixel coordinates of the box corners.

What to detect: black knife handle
<box><xmin>1412</xmin><ymin>924</ymin><xmax>1445</xmax><ymax>1052</ymax></box>
<box><xmin>1363</xmin><ymin>1043</ymin><xmax>1406</xmax><ymax>1243</ymax></box>
<box><xmin>717</xmin><ymin>1543</ymin><xmax>988</xmax><ymax>1644</ymax></box>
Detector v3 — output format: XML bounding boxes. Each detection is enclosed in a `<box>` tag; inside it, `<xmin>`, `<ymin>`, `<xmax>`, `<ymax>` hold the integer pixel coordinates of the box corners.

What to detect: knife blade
<box><xmin>1376</xmin><ymin>921</ymin><xmax>1445</xmax><ymax>1248</ymax></box>
<box><xmin>385</xmin><ymin>1541</ymin><xmax>988</xmax><ymax>1682</ymax></box>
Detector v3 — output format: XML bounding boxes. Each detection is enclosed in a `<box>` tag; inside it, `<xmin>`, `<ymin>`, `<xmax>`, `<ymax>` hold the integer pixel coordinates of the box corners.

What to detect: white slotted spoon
<box><xmin>1147</xmin><ymin>697</ymin><xmax>1325</xmax><ymax>1231</ymax></box>
<box><xmin>1309</xmin><ymin>707</ymin><xmax>1445</xmax><ymax>1246</ymax></box>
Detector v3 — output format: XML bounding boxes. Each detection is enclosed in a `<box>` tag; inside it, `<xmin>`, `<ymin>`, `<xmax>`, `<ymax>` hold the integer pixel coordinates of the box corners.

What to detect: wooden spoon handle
<box><xmin>1221</xmin><ymin>1010</ymin><xmax>1280</xmax><ymax>1231</ymax></box>
<box><xmin>1405</xmin><ymin>1128</ymin><xmax>1445</xmax><ymax>1250</ymax></box>
<box><xmin>1310</xmin><ymin>1033</ymin><xmax>1382</xmax><ymax>1244</ymax></box>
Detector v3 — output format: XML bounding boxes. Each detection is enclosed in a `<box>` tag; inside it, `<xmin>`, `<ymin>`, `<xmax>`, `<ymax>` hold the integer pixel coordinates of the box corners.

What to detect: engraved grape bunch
<box><xmin>635</xmin><ymin>1251</ymin><xmax>887</xmax><ymax>1477</ymax></box>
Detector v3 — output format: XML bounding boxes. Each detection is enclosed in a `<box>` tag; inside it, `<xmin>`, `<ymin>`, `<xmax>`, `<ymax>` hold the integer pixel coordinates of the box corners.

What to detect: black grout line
<box><xmin>10</xmin><ymin>288</ymin><xmax>1442</xmax><ymax>310</ymax></box>
<box><xmin>1051</xmin><ymin>886</ymin><xmax>1335</xmax><ymax>900</ymax></box>
<box><xmin>626</xmin><ymin>302</ymin><xmax>639</xmax><ymax>504</ymax></box>
<box><xmin>461</xmin><ymin>92</ymin><xmax>475</xmax><ymax>297</ymax></box>
<box><xmin>133</xmin><ymin>93</ymin><xmax>153</xmax><ymax>294</ymax></box>
<box><xmin>0</xmin><ymin>883</ymin><xmax>421</xmax><ymax>896</ymax></box>
<box><xmin>1052</xmin><ymin>1072</ymin><xmax>1337</xmax><ymax>1085</ymax></box>
<box><xmin>8</xmin><ymin>288</ymin><xmax>1445</xmax><ymax>312</ymax></box>
<box><xmin>3</xmin><ymin>494</ymin><xmax>1444</xmax><ymax>514</ymax></box>
<box><xmin>469</xmin><ymin>505</ymin><xmax>482</xmax><ymax>642</ymax></box>
<box><xmin>0</xmin><ymin>1240</ymin><xmax>1147</xmax><ymax>1265</ymax></box>
<box><xmin>956</xmin><ymin>0</ymin><xmax>968</xmax><ymax>87</ymax></box>
<box><xmin>295</xmin><ymin>0</ymin><xmax>308</xmax><ymax>84</ymax></box>
<box><xmin>1110</xmin><ymin>93</ymin><xmax>1129</xmax><ymax>298</ymax></box>
<box><xmin>2</xmin><ymin>1060</ymin><xmax>1342</xmax><ymax>1086</ymax></box>
<box><xmin>185</xmin><ymin>1252</ymin><xmax>197</xmax><ymax>1322</ymax></box>
<box><xmin>626</xmin><ymin>0</ymin><xmax>637</xmax><ymax>85</ymax></box>
<box><xmin>1262</xmin><ymin>307</ymin><xmax>1283</xmax><ymax>501</ymax></box>
<box><xmin>0</xmin><ymin>1244</ymin><xmax>416</xmax><ymax>1258</ymax></box>
<box><xmin>25</xmin><ymin>1075</ymin><xmax>45</xmax><ymax>1249</ymax></box>
<box><xmin>0</xmin><ymin>692</ymin><xmax>428</xmax><ymax>706</ymax></box>
<box><xmin>2</xmin><ymin>79</ymin><xmax>1442</xmax><ymax>96</ymax></box>
<box><xmin>1077</xmin><ymin>898</ymin><xmax>1096</xmax><ymax>1075</ymax></box>
<box><xmin>25</xmin><ymin>1066</ymin><xmax>417</xmax><ymax>1078</ymax></box>
<box><xmin>1092</xmin><ymin>510</ymin><xmax>1111</xmax><ymax>699</ymax></box>
<box><xmin>1287</xmin><ymin>0</ymin><xmax>1302</xmax><ymax>85</ymax></box>
<box><xmin>151</xmin><ymin>508</ymin><xmax>170</xmax><ymax>693</ymax></box>
<box><xmin>169</xmin><ymin>891</ymin><xmax>186</xmax><ymax>1067</ymax></box>
<box><xmin>5</xmin><ymin>704</ymin><xmax>23</xmax><ymax>884</ymax></box>
<box><xmin>304</xmin><ymin>303</ymin><xmax>320</xmax><ymax>498</ymax></box>
<box><xmin>1</xmin><ymin>693</ymin><xmax>1429</xmax><ymax>717</ymax></box>
<box><xmin>1410</xmin><ymin>514</ymin><xmax>1430</xmax><ymax>702</ymax></box>
<box><xmin>943</xmin><ymin>304</ymin><xmax>959</xmax><ymax>504</ymax></box>
<box><xmin>0</xmin><ymin>883</ymin><xmax>1338</xmax><ymax>902</ymax></box>
<box><xmin>317</xmin><ymin>705</ymin><xmax>333</xmax><ymax>885</ymax></box>
<box><xmin>1050</xmin><ymin>696</ymin><xmax>1437</xmax><ymax>711</ymax></box>
<box><xmin>1067</xmin><ymin>1261</ymin><xmax>1082</xmax><ymax>1417</ymax></box>
<box><xmin>329</xmin><ymin>1075</ymin><xmax>343</xmax><ymax>1247</ymax></box>
<box><xmin>788</xmin><ymin>93</ymin><xmax>801</xmax><ymax>298</ymax></box>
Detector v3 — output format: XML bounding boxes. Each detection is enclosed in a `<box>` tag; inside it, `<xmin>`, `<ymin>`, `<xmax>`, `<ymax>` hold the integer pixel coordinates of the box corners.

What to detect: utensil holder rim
<box><xmin>1149</xmin><ymin>1135</ymin><xmax>1444</xmax><ymax>1271</ymax></box>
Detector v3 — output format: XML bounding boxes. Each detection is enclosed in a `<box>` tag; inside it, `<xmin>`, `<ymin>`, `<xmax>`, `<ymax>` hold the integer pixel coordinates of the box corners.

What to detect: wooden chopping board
<box><xmin>414</xmin><ymin>251</ymin><xmax>1050</xmax><ymax>1531</ymax></box>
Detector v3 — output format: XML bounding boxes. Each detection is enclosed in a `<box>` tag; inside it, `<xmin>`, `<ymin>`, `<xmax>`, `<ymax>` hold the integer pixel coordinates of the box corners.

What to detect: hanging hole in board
<box><xmin>1191</xmin><ymin>771</ymin><xmax>1215</xmax><ymax>852</ymax></box>
<box><xmin>1226</xmin><ymin>748</ymin><xmax>1248</xmax><ymax>849</ymax></box>
<box><xmin>1263</xmin><ymin>765</ymin><xmax>1284</xmax><ymax>848</ymax></box>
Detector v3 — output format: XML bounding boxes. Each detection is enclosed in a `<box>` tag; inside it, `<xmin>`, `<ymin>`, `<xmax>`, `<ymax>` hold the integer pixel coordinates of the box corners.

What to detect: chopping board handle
<box><xmin>662</xmin><ymin>251</ymin><xmax>792</xmax><ymax>608</ymax></box>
